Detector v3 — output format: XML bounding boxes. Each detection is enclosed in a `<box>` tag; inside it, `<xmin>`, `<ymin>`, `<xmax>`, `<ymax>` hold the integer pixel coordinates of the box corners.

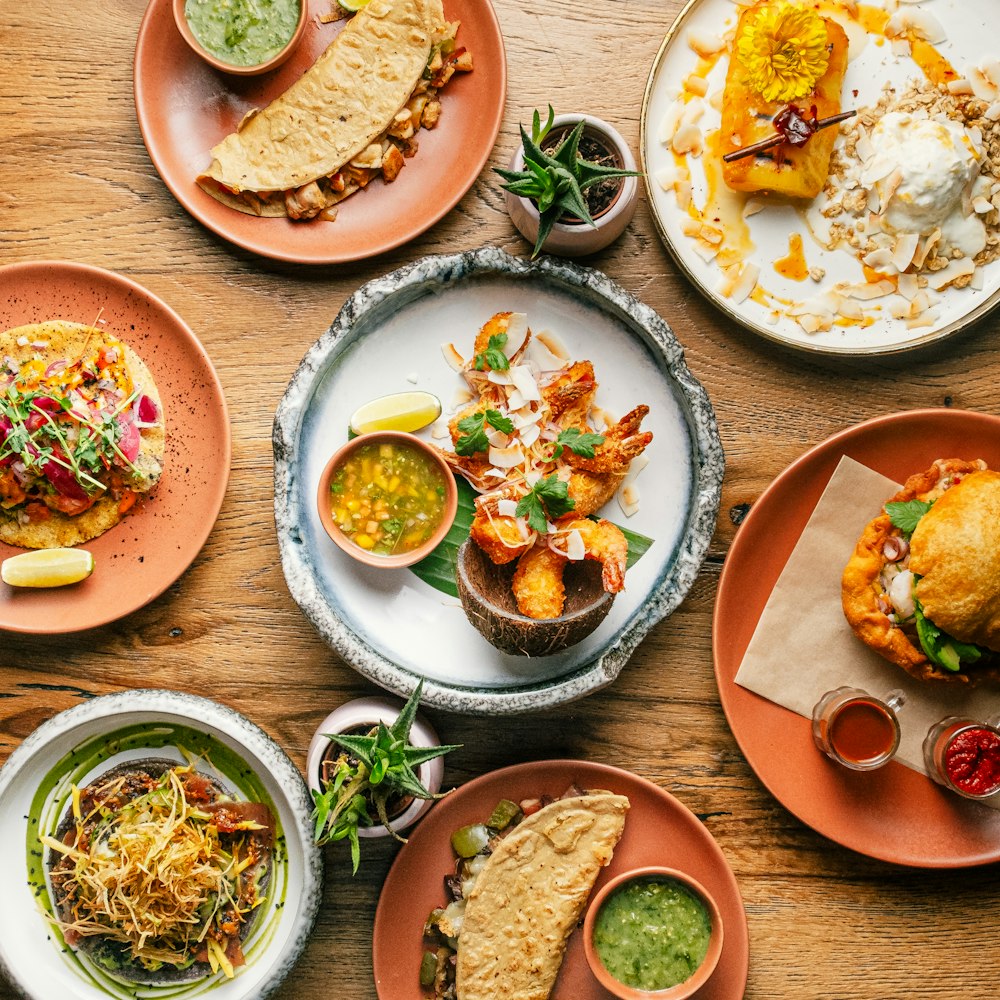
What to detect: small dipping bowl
<box><xmin>923</xmin><ymin>716</ymin><xmax>1000</xmax><ymax>801</ymax></box>
<box><xmin>172</xmin><ymin>0</ymin><xmax>308</xmax><ymax>76</ymax></box>
<box><xmin>317</xmin><ymin>431</ymin><xmax>458</xmax><ymax>569</ymax></box>
<box><xmin>584</xmin><ymin>867</ymin><xmax>724</xmax><ymax>1000</ymax></box>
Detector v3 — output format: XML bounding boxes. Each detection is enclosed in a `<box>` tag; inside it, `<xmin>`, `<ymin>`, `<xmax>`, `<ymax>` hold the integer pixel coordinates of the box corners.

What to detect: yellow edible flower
<box><xmin>737</xmin><ymin>1</ymin><xmax>830</xmax><ymax>103</ymax></box>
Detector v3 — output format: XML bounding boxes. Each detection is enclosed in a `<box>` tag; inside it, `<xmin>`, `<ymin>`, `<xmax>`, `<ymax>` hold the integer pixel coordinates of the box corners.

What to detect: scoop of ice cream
<box><xmin>867</xmin><ymin>111</ymin><xmax>985</xmax><ymax>256</ymax></box>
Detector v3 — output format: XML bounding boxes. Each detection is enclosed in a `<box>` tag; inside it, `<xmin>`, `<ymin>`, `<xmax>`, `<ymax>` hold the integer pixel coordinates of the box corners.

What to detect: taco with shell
<box><xmin>0</xmin><ymin>320</ymin><xmax>164</xmax><ymax>549</ymax></box>
<box><xmin>196</xmin><ymin>0</ymin><xmax>472</xmax><ymax>221</ymax></box>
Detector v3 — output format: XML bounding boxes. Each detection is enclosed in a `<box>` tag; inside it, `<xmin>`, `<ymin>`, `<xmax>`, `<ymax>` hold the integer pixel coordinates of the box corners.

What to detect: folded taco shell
<box><xmin>456</xmin><ymin>791</ymin><xmax>629</xmax><ymax>1000</ymax></box>
<box><xmin>198</xmin><ymin>0</ymin><xmax>446</xmax><ymax>210</ymax></box>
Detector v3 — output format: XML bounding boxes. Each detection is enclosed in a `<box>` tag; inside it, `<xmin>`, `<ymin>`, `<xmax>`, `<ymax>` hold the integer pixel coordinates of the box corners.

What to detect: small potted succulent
<box><xmin>308</xmin><ymin>681</ymin><xmax>460</xmax><ymax>873</ymax></box>
<box><xmin>496</xmin><ymin>106</ymin><xmax>642</xmax><ymax>258</ymax></box>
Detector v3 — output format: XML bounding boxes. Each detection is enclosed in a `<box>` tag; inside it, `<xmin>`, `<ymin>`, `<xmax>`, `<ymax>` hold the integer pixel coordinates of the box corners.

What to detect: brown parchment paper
<box><xmin>735</xmin><ymin>455</ymin><xmax>1000</xmax><ymax>795</ymax></box>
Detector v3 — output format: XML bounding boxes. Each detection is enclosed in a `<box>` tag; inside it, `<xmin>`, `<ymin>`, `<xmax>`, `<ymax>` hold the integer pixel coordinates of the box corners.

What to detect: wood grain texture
<box><xmin>3</xmin><ymin>1</ymin><xmax>1000</xmax><ymax>998</ymax></box>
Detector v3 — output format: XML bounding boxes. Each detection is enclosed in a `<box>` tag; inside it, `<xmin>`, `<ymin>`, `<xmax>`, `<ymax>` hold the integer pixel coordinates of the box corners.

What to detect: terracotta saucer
<box><xmin>0</xmin><ymin>261</ymin><xmax>230</xmax><ymax>634</ymax></box>
<box><xmin>373</xmin><ymin>759</ymin><xmax>749</xmax><ymax>999</ymax></box>
<box><xmin>714</xmin><ymin>408</ymin><xmax>1000</xmax><ymax>867</ymax></box>
<box><xmin>133</xmin><ymin>0</ymin><xmax>507</xmax><ymax>264</ymax></box>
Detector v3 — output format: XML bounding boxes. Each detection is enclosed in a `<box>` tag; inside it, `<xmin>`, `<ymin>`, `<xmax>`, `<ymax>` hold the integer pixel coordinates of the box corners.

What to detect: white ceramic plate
<box><xmin>273</xmin><ymin>247</ymin><xmax>724</xmax><ymax>715</ymax></box>
<box><xmin>642</xmin><ymin>0</ymin><xmax>1000</xmax><ymax>355</ymax></box>
<box><xmin>0</xmin><ymin>690</ymin><xmax>323</xmax><ymax>1000</ymax></box>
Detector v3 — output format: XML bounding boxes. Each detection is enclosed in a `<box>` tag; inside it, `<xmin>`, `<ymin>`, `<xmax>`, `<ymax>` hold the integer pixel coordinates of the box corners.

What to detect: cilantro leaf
<box><xmin>485</xmin><ymin>409</ymin><xmax>514</xmax><ymax>434</ymax></box>
<box><xmin>455</xmin><ymin>413</ymin><xmax>490</xmax><ymax>456</ymax></box>
<box><xmin>515</xmin><ymin>474</ymin><xmax>575</xmax><ymax>534</ymax></box>
<box><xmin>885</xmin><ymin>499</ymin><xmax>933</xmax><ymax>535</ymax></box>
<box><xmin>455</xmin><ymin>409</ymin><xmax>513</xmax><ymax>456</ymax></box>
<box><xmin>474</xmin><ymin>334</ymin><xmax>510</xmax><ymax>372</ymax></box>
<box><xmin>552</xmin><ymin>427</ymin><xmax>605</xmax><ymax>459</ymax></box>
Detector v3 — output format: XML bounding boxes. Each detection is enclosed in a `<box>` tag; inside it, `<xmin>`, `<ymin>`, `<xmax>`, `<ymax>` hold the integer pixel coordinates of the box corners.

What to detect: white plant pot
<box><xmin>503</xmin><ymin>113</ymin><xmax>640</xmax><ymax>258</ymax></box>
<box><xmin>306</xmin><ymin>695</ymin><xmax>444</xmax><ymax>838</ymax></box>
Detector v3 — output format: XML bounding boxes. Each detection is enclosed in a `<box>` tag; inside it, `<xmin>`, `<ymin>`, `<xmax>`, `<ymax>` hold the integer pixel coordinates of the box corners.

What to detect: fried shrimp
<box><xmin>541</xmin><ymin>360</ymin><xmax>597</xmax><ymax>423</ymax></box>
<box><xmin>566</xmin><ymin>470</ymin><xmax>627</xmax><ymax>519</ymax></box>
<box><xmin>512</xmin><ymin>545</ymin><xmax>568</xmax><ymax>619</ymax></box>
<box><xmin>554</xmin><ymin>519</ymin><xmax>628</xmax><ymax>593</ymax></box>
<box><xmin>469</xmin><ymin>511</ymin><xmax>532</xmax><ymax>564</ymax></box>
<box><xmin>562</xmin><ymin>406</ymin><xmax>653</xmax><ymax>475</ymax></box>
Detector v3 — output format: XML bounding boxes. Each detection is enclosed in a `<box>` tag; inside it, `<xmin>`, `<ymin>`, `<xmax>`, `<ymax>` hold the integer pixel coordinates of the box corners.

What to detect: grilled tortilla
<box><xmin>455</xmin><ymin>791</ymin><xmax>629</xmax><ymax>1000</ymax></box>
<box><xmin>842</xmin><ymin>458</ymin><xmax>1000</xmax><ymax>684</ymax></box>
<box><xmin>45</xmin><ymin>758</ymin><xmax>274</xmax><ymax>985</ymax></box>
<box><xmin>0</xmin><ymin>321</ymin><xmax>164</xmax><ymax>549</ymax></box>
<box><xmin>197</xmin><ymin>0</ymin><xmax>466</xmax><ymax>220</ymax></box>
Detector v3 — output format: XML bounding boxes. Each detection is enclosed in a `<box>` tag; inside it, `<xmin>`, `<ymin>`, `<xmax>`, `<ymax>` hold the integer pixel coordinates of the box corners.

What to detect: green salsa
<box><xmin>184</xmin><ymin>0</ymin><xmax>301</xmax><ymax>67</ymax></box>
<box><xmin>593</xmin><ymin>876</ymin><xmax>713</xmax><ymax>992</ymax></box>
<box><xmin>330</xmin><ymin>440</ymin><xmax>450</xmax><ymax>556</ymax></box>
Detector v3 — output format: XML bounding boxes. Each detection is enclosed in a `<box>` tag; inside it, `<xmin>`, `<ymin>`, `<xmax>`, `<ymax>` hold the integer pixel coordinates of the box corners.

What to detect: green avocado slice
<box><xmin>913</xmin><ymin>588</ymin><xmax>983</xmax><ymax>673</ymax></box>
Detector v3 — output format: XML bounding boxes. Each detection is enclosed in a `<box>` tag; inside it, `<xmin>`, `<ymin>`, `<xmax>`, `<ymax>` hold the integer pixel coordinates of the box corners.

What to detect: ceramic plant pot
<box><xmin>306</xmin><ymin>695</ymin><xmax>444</xmax><ymax>838</ymax></box>
<box><xmin>504</xmin><ymin>114</ymin><xmax>640</xmax><ymax>258</ymax></box>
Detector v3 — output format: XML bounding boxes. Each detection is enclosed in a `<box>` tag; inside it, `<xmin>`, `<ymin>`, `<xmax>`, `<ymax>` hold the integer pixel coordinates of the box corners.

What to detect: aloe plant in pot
<box><xmin>496</xmin><ymin>107</ymin><xmax>642</xmax><ymax>258</ymax></box>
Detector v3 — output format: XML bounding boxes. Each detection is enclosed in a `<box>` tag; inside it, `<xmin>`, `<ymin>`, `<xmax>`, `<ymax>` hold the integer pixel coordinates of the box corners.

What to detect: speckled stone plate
<box><xmin>134</xmin><ymin>0</ymin><xmax>506</xmax><ymax>264</ymax></box>
<box><xmin>273</xmin><ymin>247</ymin><xmax>724</xmax><ymax>715</ymax></box>
<box><xmin>0</xmin><ymin>689</ymin><xmax>323</xmax><ymax>999</ymax></box>
<box><xmin>0</xmin><ymin>261</ymin><xmax>230</xmax><ymax>634</ymax></box>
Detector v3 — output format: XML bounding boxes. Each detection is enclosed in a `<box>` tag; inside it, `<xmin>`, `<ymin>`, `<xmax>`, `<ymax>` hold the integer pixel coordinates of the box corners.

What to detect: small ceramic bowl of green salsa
<box><xmin>173</xmin><ymin>0</ymin><xmax>308</xmax><ymax>76</ymax></box>
<box><xmin>583</xmin><ymin>866</ymin><xmax>724</xmax><ymax>1000</ymax></box>
<box><xmin>317</xmin><ymin>431</ymin><xmax>458</xmax><ymax>569</ymax></box>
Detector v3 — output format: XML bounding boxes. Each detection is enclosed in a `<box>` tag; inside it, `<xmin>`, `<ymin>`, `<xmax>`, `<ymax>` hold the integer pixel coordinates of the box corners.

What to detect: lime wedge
<box><xmin>338</xmin><ymin>0</ymin><xmax>371</xmax><ymax>12</ymax></box>
<box><xmin>349</xmin><ymin>391</ymin><xmax>442</xmax><ymax>435</ymax></box>
<box><xmin>1</xmin><ymin>548</ymin><xmax>95</xmax><ymax>588</ymax></box>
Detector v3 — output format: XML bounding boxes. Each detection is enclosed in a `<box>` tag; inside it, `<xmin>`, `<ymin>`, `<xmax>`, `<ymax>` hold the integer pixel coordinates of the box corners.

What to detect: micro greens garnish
<box><xmin>515</xmin><ymin>474</ymin><xmax>576</xmax><ymax>534</ymax></box>
<box><xmin>0</xmin><ymin>359</ymin><xmax>142</xmax><ymax>499</ymax></box>
<box><xmin>311</xmin><ymin>681</ymin><xmax>461</xmax><ymax>874</ymax></box>
<box><xmin>551</xmin><ymin>426</ymin><xmax>605</xmax><ymax>460</ymax></box>
<box><xmin>455</xmin><ymin>409</ymin><xmax>515</xmax><ymax>456</ymax></box>
<box><xmin>473</xmin><ymin>333</ymin><xmax>510</xmax><ymax>372</ymax></box>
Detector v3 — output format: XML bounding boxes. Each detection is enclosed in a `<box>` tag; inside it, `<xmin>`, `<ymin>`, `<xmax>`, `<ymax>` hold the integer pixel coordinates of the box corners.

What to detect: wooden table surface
<box><xmin>3</xmin><ymin>1</ymin><xmax>1000</xmax><ymax>998</ymax></box>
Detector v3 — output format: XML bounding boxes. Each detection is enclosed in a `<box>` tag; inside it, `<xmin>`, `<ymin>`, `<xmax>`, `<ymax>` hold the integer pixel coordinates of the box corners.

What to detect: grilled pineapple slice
<box><xmin>721</xmin><ymin>7</ymin><xmax>849</xmax><ymax>198</ymax></box>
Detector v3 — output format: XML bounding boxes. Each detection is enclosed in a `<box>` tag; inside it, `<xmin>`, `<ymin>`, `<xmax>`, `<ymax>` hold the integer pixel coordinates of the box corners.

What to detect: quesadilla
<box><xmin>842</xmin><ymin>458</ymin><xmax>1000</xmax><ymax>684</ymax></box>
<box><xmin>197</xmin><ymin>0</ymin><xmax>472</xmax><ymax>221</ymax></box>
<box><xmin>444</xmin><ymin>791</ymin><xmax>629</xmax><ymax>1000</ymax></box>
<box><xmin>0</xmin><ymin>321</ymin><xmax>164</xmax><ymax>549</ymax></box>
<box><xmin>43</xmin><ymin>758</ymin><xmax>274</xmax><ymax>984</ymax></box>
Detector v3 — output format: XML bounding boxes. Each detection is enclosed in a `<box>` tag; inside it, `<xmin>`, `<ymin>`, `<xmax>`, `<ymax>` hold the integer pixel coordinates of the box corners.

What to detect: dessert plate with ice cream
<box><xmin>642</xmin><ymin>0</ymin><xmax>1000</xmax><ymax>355</ymax></box>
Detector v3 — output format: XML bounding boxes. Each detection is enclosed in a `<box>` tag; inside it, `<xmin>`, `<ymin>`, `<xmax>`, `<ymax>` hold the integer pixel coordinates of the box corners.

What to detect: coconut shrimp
<box><xmin>562</xmin><ymin>405</ymin><xmax>653</xmax><ymax>476</ymax></box>
<box><xmin>552</xmin><ymin>519</ymin><xmax>628</xmax><ymax>593</ymax></box>
<box><xmin>512</xmin><ymin>545</ymin><xmax>568</xmax><ymax>619</ymax></box>
<box><xmin>540</xmin><ymin>360</ymin><xmax>597</xmax><ymax>424</ymax></box>
<box><xmin>566</xmin><ymin>470</ymin><xmax>627</xmax><ymax>519</ymax></box>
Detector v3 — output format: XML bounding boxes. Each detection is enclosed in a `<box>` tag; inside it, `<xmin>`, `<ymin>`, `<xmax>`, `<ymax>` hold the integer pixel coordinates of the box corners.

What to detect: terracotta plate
<box><xmin>373</xmin><ymin>760</ymin><xmax>749</xmax><ymax>999</ymax></box>
<box><xmin>714</xmin><ymin>408</ymin><xmax>1000</xmax><ymax>867</ymax></box>
<box><xmin>134</xmin><ymin>0</ymin><xmax>507</xmax><ymax>264</ymax></box>
<box><xmin>0</xmin><ymin>261</ymin><xmax>230</xmax><ymax>634</ymax></box>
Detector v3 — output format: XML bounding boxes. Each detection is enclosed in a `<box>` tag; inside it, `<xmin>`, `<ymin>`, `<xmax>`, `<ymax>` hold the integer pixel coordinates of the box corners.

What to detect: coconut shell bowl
<box><xmin>455</xmin><ymin>538</ymin><xmax>615</xmax><ymax>657</ymax></box>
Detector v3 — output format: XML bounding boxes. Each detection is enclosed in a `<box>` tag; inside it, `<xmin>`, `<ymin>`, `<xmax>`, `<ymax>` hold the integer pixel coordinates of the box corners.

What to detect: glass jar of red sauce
<box><xmin>923</xmin><ymin>717</ymin><xmax>1000</xmax><ymax>801</ymax></box>
<box><xmin>811</xmin><ymin>686</ymin><xmax>905</xmax><ymax>771</ymax></box>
